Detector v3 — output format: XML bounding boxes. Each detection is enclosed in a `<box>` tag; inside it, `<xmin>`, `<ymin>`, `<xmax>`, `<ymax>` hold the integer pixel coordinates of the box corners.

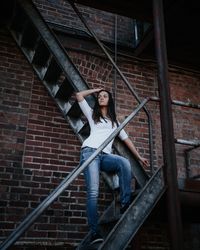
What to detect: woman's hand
<box><xmin>138</xmin><ymin>157</ymin><xmax>149</xmax><ymax>169</ymax></box>
<box><xmin>76</xmin><ymin>88</ymin><xmax>103</xmax><ymax>102</ymax></box>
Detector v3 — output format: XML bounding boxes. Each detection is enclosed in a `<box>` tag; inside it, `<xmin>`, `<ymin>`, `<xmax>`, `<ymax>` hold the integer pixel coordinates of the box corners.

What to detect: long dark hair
<box><xmin>92</xmin><ymin>90</ymin><xmax>118</xmax><ymax>127</ymax></box>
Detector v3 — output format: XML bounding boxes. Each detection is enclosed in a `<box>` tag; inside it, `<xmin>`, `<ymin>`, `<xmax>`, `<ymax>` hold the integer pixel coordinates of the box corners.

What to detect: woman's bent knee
<box><xmin>116</xmin><ymin>156</ymin><xmax>131</xmax><ymax>171</ymax></box>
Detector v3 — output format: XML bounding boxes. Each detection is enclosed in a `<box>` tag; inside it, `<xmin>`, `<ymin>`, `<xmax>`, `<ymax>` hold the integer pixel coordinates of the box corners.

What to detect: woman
<box><xmin>76</xmin><ymin>89</ymin><xmax>148</xmax><ymax>244</ymax></box>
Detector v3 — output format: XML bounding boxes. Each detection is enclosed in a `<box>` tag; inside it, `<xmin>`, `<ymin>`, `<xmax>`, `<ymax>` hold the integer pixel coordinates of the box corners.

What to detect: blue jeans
<box><xmin>80</xmin><ymin>147</ymin><xmax>132</xmax><ymax>234</ymax></box>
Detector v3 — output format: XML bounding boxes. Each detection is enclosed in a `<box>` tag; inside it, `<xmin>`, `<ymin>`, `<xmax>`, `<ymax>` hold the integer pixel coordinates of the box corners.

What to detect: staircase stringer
<box><xmin>99</xmin><ymin>167</ymin><xmax>166</xmax><ymax>250</ymax></box>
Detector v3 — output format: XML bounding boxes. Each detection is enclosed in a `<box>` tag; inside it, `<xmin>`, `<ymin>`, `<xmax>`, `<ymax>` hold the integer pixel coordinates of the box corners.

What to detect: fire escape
<box><xmin>0</xmin><ymin>0</ymin><xmax>199</xmax><ymax>250</ymax></box>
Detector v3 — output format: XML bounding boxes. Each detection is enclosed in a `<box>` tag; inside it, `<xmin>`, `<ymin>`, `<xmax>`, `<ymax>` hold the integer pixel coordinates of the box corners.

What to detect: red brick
<box><xmin>0</xmin><ymin>3</ymin><xmax>199</xmax><ymax>248</ymax></box>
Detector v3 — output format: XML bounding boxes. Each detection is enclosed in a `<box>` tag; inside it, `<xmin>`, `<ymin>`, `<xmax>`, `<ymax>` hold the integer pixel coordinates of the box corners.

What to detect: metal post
<box><xmin>152</xmin><ymin>0</ymin><xmax>183</xmax><ymax>249</ymax></box>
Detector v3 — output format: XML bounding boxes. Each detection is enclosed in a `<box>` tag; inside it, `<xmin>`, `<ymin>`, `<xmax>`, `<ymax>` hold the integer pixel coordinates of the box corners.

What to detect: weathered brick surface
<box><xmin>33</xmin><ymin>0</ymin><xmax>135</xmax><ymax>48</ymax></box>
<box><xmin>0</xmin><ymin>1</ymin><xmax>200</xmax><ymax>249</ymax></box>
<box><xmin>0</xmin><ymin>29</ymin><xmax>111</xmax><ymax>249</ymax></box>
<box><xmin>0</xmin><ymin>28</ymin><xmax>34</xmax><ymax>238</ymax></box>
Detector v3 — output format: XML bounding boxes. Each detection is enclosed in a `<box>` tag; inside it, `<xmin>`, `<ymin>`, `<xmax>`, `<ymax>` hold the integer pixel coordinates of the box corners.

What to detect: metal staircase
<box><xmin>77</xmin><ymin>167</ymin><xmax>166</xmax><ymax>250</ymax></box>
<box><xmin>8</xmin><ymin>0</ymin><xmax>148</xmax><ymax>189</ymax></box>
<box><xmin>99</xmin><ymin>168</ymin><xmax>165</xmax><ymax>250</ymax></box>
<box><xmin>0</xmin><ymin>0</ymin><xmax>166</xmax><ymax>249</ymax></box>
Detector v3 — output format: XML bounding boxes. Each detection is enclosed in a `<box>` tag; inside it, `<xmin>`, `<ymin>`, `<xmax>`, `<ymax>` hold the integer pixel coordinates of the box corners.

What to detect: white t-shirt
<box><xmin>78</xmin><ymin>99</ymin><xmax>128</xmax><ymax>154</ymax></box>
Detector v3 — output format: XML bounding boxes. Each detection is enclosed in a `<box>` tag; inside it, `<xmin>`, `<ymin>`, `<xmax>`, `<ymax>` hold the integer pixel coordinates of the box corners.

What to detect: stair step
<box><xmin>77</xmin><ymin>122</ymin><xmax>90</xmax><ymax>139</ymax></box>
<box><xmin>21</xmin><ymin>21</ymin><xmax>39</xmax><ymax>51</ymax></box>
<box><xmin>32</xmin><ymin>39</ymin><xmax>51</xmax><ymax>69</ymax></box>
<box><xmin>44</xmin><ymin>58</ymin><xmax>62</xmax><ymax>84</ymax></box>
<box><xmin>66</xmin><ymin>101</ymin><xmax>82</xmax><ymax>118</ymax></box>
<box><xmin>55</xmin><ymin>79</ymin><xmax>74</xmax><ymax>101</ymax></box>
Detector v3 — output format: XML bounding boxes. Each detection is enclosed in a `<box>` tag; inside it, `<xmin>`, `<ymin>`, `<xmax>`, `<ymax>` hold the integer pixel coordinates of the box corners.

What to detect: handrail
<box><xmin>175</xmin><ymin>139</ymin><xmax>200</xmax><ymax>147</ymax></box>
<box><xmin>67</xmin><ymin>0</ymin><xmax>154</xmax><ymax>173</ymax></box>
<box><xmin>152</xmin><ymin>97</ymin><xmax>200</xmax><ymax>178</ymax></box>
<box><xmin>175</xmin><ymin>139</ymin><xmax>200</xmax><ymax>178</ymax></box>
<box><xmin>0</xmin><ymin>98</ymin><xmax>149</xmax><ymax>250</ymax></box>
<box><xmin>150</xmin><ymin>96</ymin><xmax>200</xmax><ymax>110</ymax></box>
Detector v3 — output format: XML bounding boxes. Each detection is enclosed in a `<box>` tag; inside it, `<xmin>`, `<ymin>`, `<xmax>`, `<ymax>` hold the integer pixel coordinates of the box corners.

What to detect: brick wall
<box><xmin>0</xmin><ymin>29</ymin><xmax>112</xmax><ymax>249</ymax></box>
<box><xmin>169</xmin><ymin>72</ymin><xmax>200</xmax><ymax>178</ymax></box>
<box><xmin>0</xmin><ymin>28</ymin><xmax>34</xmax><ymax>236</ymax></box>
<box><xmin>0</xmin><ymin>1</ymin><xmax>200</xmax><ymax>249</ymax></box>
<box><xmin>33</xmin><ymin>0</ymin><xmax>135</xmax><ymax>48</ymax></box>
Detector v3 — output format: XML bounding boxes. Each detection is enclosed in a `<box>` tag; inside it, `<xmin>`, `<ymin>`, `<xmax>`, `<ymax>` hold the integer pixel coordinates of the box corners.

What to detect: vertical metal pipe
<box><xmin>114</xmin><ymin>14</ymin><xmax>118</xmax><ymax>109</ymax></box>
<box><xmin>185</xmin><ymin>149</ymin><xmax>190</xmax><ymax>178</ymax></box>
<box><xmin>152</xmin><ymin>0</ymin><xmax>183</xmax><ymax>249</ymax></box>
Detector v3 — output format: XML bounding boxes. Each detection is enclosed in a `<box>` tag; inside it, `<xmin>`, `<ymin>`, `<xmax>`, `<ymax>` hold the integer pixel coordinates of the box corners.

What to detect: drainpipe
<box><xmin>114</xmin><ymin>14</ymin><xmax>118</xmax><ymax>109</ymax></box>
<box><xmin>152</xmin><ymin>0</ymin><xmax>183</xmax><ymax>249</ymax></box>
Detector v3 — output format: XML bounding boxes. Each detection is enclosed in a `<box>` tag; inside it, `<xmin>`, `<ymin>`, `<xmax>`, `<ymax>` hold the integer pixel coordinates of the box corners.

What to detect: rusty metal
<box><xmin>150</xmin><ymin>96</ymin><xmax>200</xmax><ymax>109</ymax></box>
<box><xmin>153</xmin><ymin>96</ymin><xmax>200</xmax><ymax>178</ymax></box>
<box><xmin>175</xmin><ymin>139</ymin><xmax>200</xmax><ymax>179</ymax></box>
<box><xmin>99</xmin><ymin>167</ymin><xmax>166</xmax><ymax>250</ymax></box>
<box><xmin>152</xmin><ymin>0</ymin><xmax>183</xmax><ymax>249</ymax></box>
<box><xmin>175</xmin><ymin>139</ymin><xmax>200</xmax><ymax>147</ymax></box>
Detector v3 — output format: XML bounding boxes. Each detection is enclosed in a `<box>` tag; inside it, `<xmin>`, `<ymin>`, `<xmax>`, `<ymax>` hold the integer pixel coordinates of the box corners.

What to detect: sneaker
<box><xmin>90</xmin><ymin>233</ymin><xmax>104</xmax><ymax>245</ymax></box>
<box><xmin>120</xmin><ymin>193</ymin><xmax>135</xmax><ymax>214</ymax></box>
<box><xmin>120</xmin><ymin>202</ymin><xmax>130</xmax><ymax>214</ymax></box>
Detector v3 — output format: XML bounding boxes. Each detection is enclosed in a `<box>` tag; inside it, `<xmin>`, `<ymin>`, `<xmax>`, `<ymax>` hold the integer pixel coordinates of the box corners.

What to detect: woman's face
<box><xmin>98</xmin><ymin>91</ymin><xmax>109</xmax><ymax>107</ymax></box>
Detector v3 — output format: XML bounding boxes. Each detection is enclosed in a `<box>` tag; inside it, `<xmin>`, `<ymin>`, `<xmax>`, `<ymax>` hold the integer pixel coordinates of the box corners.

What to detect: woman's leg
<box><xmin>80</xmin><ymin>147</ymin><xmax>100</xmax><ymax>234</ymax></box>
<box><xmin>101</xmin><ymin>154</ymin><xmax>132</xmax><ymax>207</ymax></box>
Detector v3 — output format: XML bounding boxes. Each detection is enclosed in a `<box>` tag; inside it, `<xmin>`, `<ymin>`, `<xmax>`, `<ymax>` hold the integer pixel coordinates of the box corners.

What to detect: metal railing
<box><xmin>0</xmin><ymin>98</ymin><xmax>149</xmax><ymax>250</ymax></box>
<box><xmin>175</xmin><ymin>139</ymin><xmax>200</xmax><ymax>178</ymax></box>
<box><xmin>150</xmin><ymin>96</ymin><xmax>200</xmax><ymax>110</ymax></box>
<box><xmin>151</xmin><ymin>97</ymin><xmax>200</xmax><ymax>178</ymax></box>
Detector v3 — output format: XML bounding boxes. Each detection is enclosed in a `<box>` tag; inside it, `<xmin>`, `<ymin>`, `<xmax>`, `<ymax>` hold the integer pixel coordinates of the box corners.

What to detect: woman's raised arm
<box><xmin>75</xmin><ymin>89</ymin><xmax>102</xmax><ymax>102</ymax></box>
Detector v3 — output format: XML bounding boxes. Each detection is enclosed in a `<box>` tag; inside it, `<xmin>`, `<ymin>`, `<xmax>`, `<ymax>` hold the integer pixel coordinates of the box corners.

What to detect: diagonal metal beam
<box><xmin>99</xmin><ymin>168</ymin><xmax>166</xmax><ymax>250</ymax></box>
